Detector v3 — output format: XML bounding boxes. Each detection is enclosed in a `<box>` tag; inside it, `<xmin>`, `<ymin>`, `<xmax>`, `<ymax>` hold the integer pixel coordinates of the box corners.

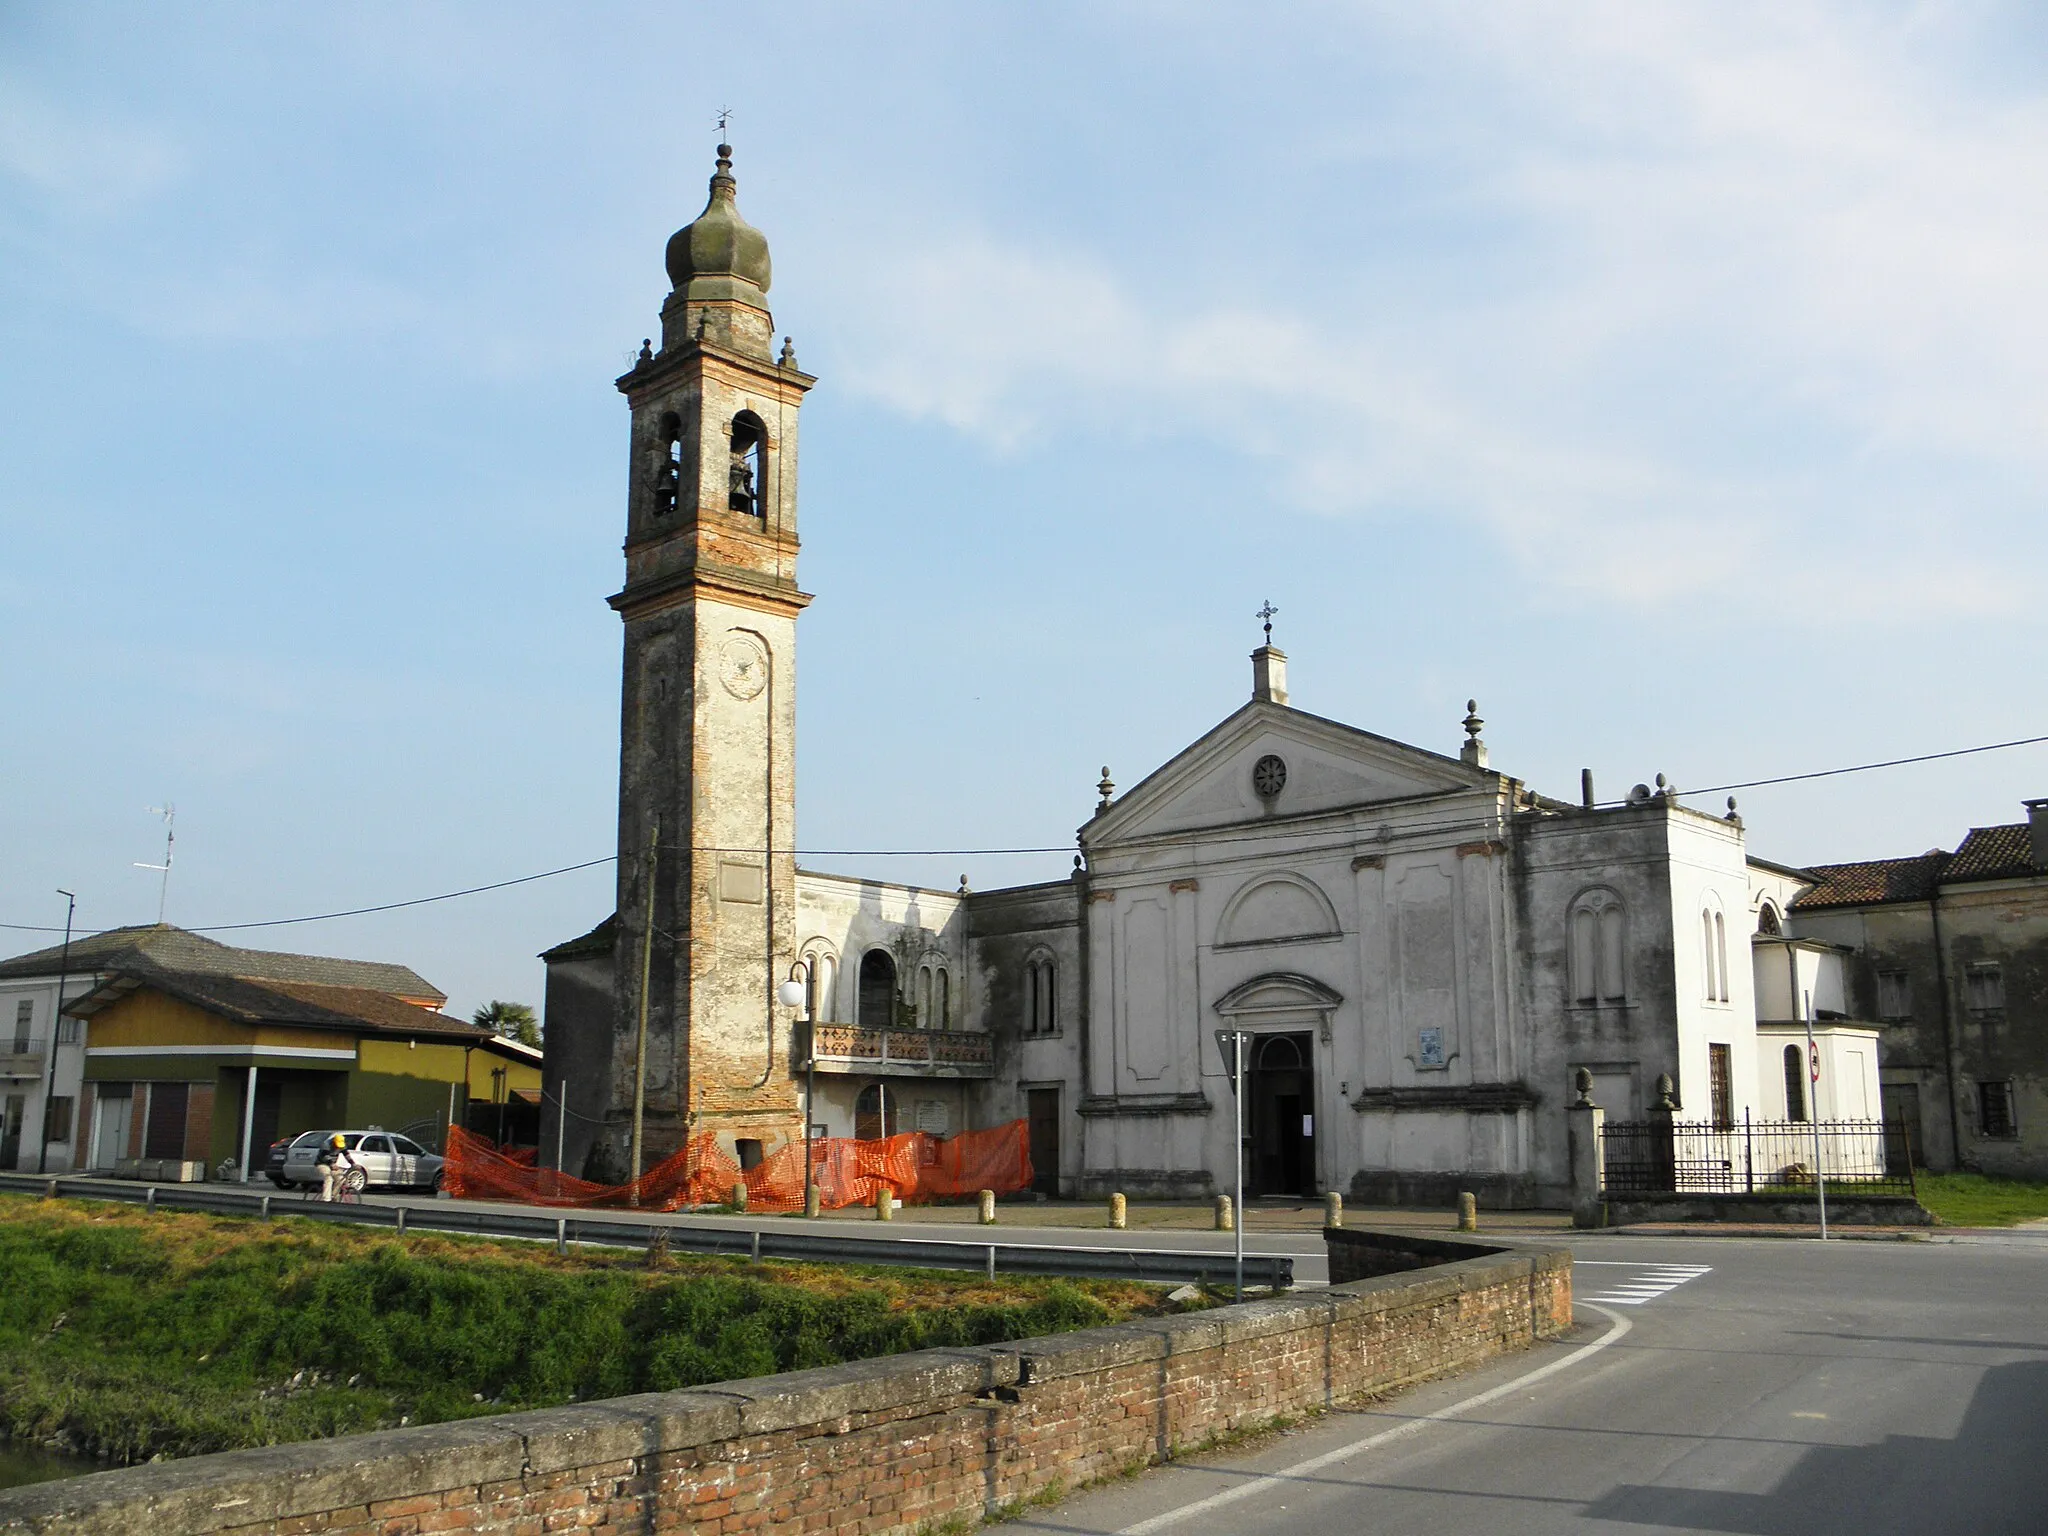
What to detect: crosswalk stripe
<box><xmin>1574</xmin><ymin>1261</ymin><xmax>1712</xmax><ymax>1307</ymax></box>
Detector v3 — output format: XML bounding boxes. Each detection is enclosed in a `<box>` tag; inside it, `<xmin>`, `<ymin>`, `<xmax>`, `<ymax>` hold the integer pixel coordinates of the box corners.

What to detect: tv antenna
<box><xmin>135</xmin><ymin>804</ymin><xmax>175</xmax><ymax>924</ymax></box>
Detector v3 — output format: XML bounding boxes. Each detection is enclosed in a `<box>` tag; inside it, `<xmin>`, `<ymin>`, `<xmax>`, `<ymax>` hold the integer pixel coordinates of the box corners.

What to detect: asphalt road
<box><xmin>993</xmin><ymin>1231</ymin><xmax>2048</xmax><ymax>1535</ymax></box>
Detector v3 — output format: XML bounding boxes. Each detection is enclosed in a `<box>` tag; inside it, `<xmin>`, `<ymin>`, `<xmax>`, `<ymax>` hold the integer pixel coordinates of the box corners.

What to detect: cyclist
<box><xmin>316</xmin><ymin>1134</ymin><xmax>361</xmax><ymax>1202</ymax></box>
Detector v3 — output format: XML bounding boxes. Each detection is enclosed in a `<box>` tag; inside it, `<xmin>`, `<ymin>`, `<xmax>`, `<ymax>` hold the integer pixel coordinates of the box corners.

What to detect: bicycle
<box><xmin>303</xmin><ymin>1164</ymin><xmax>367</xmax><ymax>1204</ymax></box>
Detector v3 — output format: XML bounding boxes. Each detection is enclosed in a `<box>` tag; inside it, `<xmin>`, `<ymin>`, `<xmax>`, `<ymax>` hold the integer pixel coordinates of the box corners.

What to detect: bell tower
<box><xmin>606</xmin><ymin>142</ymin><xmax>814</xmax><ymax>1174</ymax></box>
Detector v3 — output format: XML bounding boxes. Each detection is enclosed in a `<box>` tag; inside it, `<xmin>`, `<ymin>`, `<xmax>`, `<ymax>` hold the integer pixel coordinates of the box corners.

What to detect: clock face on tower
<box><xmin>718</xmin><ymin>631</ymin><xmax>770</xmax><ymax>700</ymax></box>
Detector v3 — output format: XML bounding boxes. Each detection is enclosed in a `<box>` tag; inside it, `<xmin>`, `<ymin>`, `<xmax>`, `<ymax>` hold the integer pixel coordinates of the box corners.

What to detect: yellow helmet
<box><xmin>329</xmin><ymin>1134</ymin><xmax>346</xmax><ymax>1149</ymax></box>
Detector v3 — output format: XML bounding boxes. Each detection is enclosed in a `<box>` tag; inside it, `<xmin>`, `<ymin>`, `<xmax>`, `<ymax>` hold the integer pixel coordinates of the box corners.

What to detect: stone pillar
<box><xmin>1456</xmin><ymin>1192</ymin><xmax>1477</xmax><ymax>1231</ymax></box>
<box><xmin>1323</xmin><ymin>1190</ymin><xmax>1342</xmax><ymax>1229</ymax></box>
<box><xmin>1647</xmin><ymin>1073</ymin><xmax>1679</xmax><ymax>1194</ymax></box>
<box><xmin>1568</xmin><ymin>1069</ymin><xmax>1607</xmax><ymax>1230</ymax></box>
<box><xmin>1214</xmin><ymin>1194</ymin><xmax>1234</xmax><ymax>1232</ymax></box>
<box><xmin>874</xmin><ymin>1184</ymin><xmax>893</xmax><ymax>1221</ymax></box>
<box><xmin>977</xmin><ymin>1189</ymin><xmax>996</xmax><ymax>1225</ymax></box>
<box><xmin>1108</xmin><ymin>1192</ymin><xmax>1127</xmax><ymax>1230</ymax></box>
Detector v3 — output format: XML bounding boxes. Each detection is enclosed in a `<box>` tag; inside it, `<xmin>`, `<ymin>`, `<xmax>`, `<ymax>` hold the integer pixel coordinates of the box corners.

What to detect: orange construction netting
<box><xmin>441</xmin><ymin>1120</ymin><xmax>1033</xmax><ymax>1214</ymax></box>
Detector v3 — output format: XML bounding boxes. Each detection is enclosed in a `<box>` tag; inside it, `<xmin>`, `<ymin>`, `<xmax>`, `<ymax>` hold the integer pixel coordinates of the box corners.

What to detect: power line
<box><xmin>4</xmin><ymin>729</ymin><xmax>2041</xmax><ymax>938</ymax></box>
<box><xmin>1627</xmin><ymin>732</ymin><xmax>2048</xmax><ymax>803</ymax></box>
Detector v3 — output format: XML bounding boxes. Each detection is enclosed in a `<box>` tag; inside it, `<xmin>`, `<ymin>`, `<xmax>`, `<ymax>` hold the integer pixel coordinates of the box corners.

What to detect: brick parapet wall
<box><xmin>0</xmin><ymin>1239</ymin><xmax>1571</xmax><ymax>1536</ymax></box>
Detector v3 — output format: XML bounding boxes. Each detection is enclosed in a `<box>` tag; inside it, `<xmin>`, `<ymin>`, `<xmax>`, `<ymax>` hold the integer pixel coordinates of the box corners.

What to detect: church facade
<box><xmin>541</xmin><ymin>147</ymin><xmax>1880</xmax><ymax>1207</ymax></box>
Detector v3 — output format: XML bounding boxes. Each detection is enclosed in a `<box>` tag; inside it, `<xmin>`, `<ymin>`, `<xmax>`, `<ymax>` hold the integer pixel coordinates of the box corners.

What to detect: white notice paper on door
<box><xmin>1301</xmin><ymin>1115</ymin><xmax>1313</xmax><ymax>1137</ymax></box>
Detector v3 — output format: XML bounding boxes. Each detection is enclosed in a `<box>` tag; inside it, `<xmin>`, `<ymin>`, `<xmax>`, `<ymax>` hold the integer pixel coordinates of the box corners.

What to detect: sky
<box><xmin>3</xmin><ymin>2</ymin><xmax>2045</xmax><ymax>1019</ymax></box>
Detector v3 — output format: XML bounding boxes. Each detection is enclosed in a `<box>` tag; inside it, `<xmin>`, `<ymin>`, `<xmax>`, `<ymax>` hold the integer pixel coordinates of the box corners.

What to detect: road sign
<box><xmin>1809</xmin><ymin>1040</ymin><xmax>1821</xmax><ymax>1083</ymax></box>
<box><xmin>1214</xmin><ymin>1030</ymin><xmax>1248</xmax><ymax>1096</ymax></box>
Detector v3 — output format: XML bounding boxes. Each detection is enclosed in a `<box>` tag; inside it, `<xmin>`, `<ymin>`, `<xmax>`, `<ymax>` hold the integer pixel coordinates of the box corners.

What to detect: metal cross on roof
<box><xmin>1257</xmin><ymin>600</ymin><xmax>1278</xmax><ymax>643</ymax></box>
<box><xmin>715</xmin><ymin>106</ymin><xmax>733</xmax><ymax>139</ymax></box>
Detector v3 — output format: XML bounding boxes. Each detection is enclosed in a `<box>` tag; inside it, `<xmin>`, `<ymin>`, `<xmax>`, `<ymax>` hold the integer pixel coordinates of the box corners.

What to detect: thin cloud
<box><xmin>819</xmin><ymin>6</ymin><xmax>2044</xmax><ymax>620</ymax></box>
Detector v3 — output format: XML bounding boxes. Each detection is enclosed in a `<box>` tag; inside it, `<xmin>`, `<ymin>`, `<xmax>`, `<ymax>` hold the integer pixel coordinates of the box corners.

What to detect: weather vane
<box><xmin>715</xmin><ymin>106</ymin><xmax>733</xmax><ymax>140</ymax></box>
<box><xmin>1257</xmin><ymin>599</ymin><xmax>1278</xmax><ymax>643</ymax></box>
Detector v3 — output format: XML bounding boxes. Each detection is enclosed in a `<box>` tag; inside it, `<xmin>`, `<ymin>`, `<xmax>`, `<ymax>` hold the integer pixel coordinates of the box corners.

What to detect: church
<box><xmin>540</xmin><ymin>145</ymin><xmax>1881</xmax><ymax>1208</ymax></box>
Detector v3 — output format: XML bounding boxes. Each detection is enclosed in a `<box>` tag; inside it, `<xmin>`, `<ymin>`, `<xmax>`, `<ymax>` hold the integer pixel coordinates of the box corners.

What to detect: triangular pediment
<box><xmin>1084</xmin><ymin>701</ymin><xmax>1497</xmax><ymax>847</ymax></box>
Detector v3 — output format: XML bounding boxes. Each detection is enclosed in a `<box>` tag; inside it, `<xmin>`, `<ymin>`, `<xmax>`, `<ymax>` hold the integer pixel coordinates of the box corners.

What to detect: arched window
<box><xmin>1702</xmin><ymin>902</ymin><xmax>1729</xmax><ymax>1003</ymax></box>
<box><xmin>935</xmin><ymin>968</ymin><xmax>950</xmax><ymax>1029</ymax></box>
<box><xmin>858</xmin><ymin>950</ymin><xmax>896</xmax><ymax>1030</ymax></box>
<box><xmin>1757</xmin><ymin>903</ymin><xmax>1782</xmax><ymax>936</ymax></box>
<box><xmin>1253</xmin><ymin>1033</ymin><xmax>1304</xmax><ymax>1071</ymax></box>
<box><xmin>917</xmin><ymin>965</ymin><xmax>933</xmax><ymax>1028</ymax></box>
<box><xmin>728</xmin><ymin>412</ymin><xmax>765</xmax><ymax>516</ymax></box>
<box><xmin>652</xmin><ymin>412</ymin><xmax>682</xmax><ymax>517</ymax></box>
<box><xmin>800</xmin><ymin>945</ymin><xmax>838</xmax><ymax>1023</ymax></box>
<box><xmin>1784</xmin><ymin>1044</ymin><xmax>1807</xmax><ymax>1121</ymax></box>
<box><xmin>1022</xmin><ymin>953</ymin><xmax>1058</xmax><ymax>1035</ymax></box>
<box><xmin>1568</xmin><ymin>890</ymin><xmax>1627</xmax><ymax>1004</ymax></box>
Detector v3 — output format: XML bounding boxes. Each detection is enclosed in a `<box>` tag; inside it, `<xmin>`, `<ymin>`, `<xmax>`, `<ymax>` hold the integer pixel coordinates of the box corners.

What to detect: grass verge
<box><xmin>0</xmin><ymin>1194</ymin><xmax>1185</xmax><ymax>1467</ymax></box>
<box><xmin>1913</xmin><ymin>1172</ymin><xmax>2048</xmax><ymax>1227</ymax></box>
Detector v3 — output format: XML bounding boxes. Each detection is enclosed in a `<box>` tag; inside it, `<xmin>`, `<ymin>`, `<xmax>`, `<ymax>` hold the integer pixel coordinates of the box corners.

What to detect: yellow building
<box><xmin>65</xmin><ymin>968</ymin><xmax>540</xmax><ymax>1179</ymax></box>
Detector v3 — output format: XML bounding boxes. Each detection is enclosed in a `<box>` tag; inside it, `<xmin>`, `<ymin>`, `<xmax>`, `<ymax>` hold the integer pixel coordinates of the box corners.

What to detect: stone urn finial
<box><xmin>1653</xmin><ymin>1073</ymin><xmax>1678</xmax><ymax>1112</ymax></box>
<box><xmin>1573</xmin><ymin>1067</ymin><xmax>1594</xmax><ymax>1107</ymax></box>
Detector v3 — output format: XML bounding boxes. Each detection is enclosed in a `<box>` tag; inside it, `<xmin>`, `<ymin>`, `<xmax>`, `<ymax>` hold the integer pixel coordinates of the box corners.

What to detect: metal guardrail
<box><xmin>0</xmin><ymin>1173</ymin><xmax>1293</xmax><ymax>1290</ymax></box>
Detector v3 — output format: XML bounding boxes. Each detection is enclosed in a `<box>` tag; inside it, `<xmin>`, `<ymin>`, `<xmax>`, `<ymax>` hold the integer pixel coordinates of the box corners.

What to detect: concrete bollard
<box><xmin>875</xmin><ymin>1184</ymin><xmax>893</xmax><ymax>1221</ymax></box>
<box><xmin>1324</xmin><ymin>1190</ymin><xmax>1343</xmax><ymax>1229</ymax></box>
<box><xmin>730</xmin><ymin>1180</ymin><xmax>748</xmax><ymax>1213</ymax></box>
<box><xmin>1214</xmin><ymin>1193</ymin><xmax>1234</xmax><ymax>1232</ymax></box>
<box><xmin>978</xmin><ymin>1188</ymin><xmax>996</xmax><ymax>1225</ymax></box>
<box><xmin>1109</xmin><ymin>1192</ymin><xmax>1127</xmax><ymax>1230</ymax></box>
<box><xmin>804</xmin><ymin>1185</ymin><xmax>822</xmax><ymax>1219</ymax></box>
<box><xmin>1457</xmin><ymin>1191</ymin><xmax>1478</xmax><ymax>1231</ymax></box>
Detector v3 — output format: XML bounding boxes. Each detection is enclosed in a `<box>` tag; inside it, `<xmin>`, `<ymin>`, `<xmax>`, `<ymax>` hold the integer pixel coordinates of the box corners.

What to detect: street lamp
<box><xmin>778</xmin><ymin>960</ymin><xmax>816</xmax><ymax>1217</ymax></box>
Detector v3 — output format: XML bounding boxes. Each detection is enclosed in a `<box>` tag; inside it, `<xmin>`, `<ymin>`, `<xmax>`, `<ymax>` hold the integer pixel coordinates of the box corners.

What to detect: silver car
<box><xmin>280</xmin><ymin>1130</ymin><xmax>445</xmax><ymax>1192</ymax></box>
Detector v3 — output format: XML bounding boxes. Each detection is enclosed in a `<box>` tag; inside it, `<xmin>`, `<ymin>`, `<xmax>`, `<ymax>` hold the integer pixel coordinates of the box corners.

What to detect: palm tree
<box><xmin>473</xmin><ymin>1000</ymin><xmax>541</xmax><ymax>1048</ymax></box>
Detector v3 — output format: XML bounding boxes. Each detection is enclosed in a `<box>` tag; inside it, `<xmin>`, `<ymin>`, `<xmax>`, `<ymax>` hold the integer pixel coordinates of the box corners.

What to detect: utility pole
<box><xmin>628</xmin><ymin>817</ymin><xmax>659</xmax><ymax>1201</ymax></box>
<box><xmin>1804</xmin><ymin>991</ymin><xmax>1829</xmax><ymax>1240</ymax></box>
<box><xmin>1234</xmin><ymin>1029</ymin><xmax>1245</xmax><ymax>1301</ymax></box>
<box><xmin>35</xmin><ymin>891</ymin><xmax>75</xmax><ymax>1175</ymax></box>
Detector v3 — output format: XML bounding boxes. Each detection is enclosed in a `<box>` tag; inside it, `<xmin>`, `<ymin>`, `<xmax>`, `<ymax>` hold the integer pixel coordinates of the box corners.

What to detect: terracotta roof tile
<box><xmin>65</xmin><ymin>966</ymin><xmax>486</xmax><ymax>1040</ymax></box>
<box><xmin>0</xmin><ymin>923</ymin><xmax>444</xmax><ymax>1004</ymax></box>
<box><xmin>540</xmin><ymin>913</ymin><xmax>615</xmax><ymax>963</ymax></box>
<box><xmin>1792</xmin><ymin>851</ymin><xmax>1950</xmax><ymax>910</ymax></box>
<box><xmin>1944</xmin><ymin>822</ymin><xmax>2040</xmax><ymax>883</ymax></box>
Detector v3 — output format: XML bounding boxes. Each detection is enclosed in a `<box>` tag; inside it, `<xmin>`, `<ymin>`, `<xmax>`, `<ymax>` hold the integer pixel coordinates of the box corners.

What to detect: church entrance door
<box><xmin>1246</xmin><ymin>1032</ymin><xmax>1315</xmax><ymax>1197</ymax></box>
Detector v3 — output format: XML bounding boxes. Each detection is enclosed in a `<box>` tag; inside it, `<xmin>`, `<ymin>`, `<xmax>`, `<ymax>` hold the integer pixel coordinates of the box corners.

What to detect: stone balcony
<box><xmin>807</xmin><ymin>1024</ymin><xmax>995</xmax><ymax>1079</ymax></box>
<box><xmin>0</xmin><ymin>1041</ymin><xmax>46</xmax><ymax>1080</ymax></box>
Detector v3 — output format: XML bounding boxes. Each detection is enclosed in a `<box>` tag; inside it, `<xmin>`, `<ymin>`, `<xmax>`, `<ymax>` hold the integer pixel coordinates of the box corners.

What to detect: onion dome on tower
<box><xmin>660</xmin><ymin>143</ymin><xmax>775</xmax><ymax>358</ymax></box>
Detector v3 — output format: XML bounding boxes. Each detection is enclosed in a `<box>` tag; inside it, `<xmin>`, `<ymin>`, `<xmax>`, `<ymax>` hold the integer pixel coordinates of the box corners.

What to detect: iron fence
<box><xmin>1600</xmin><ymin>1114</ymin><xmax>1916</xmax><ymax>1198</ymax></box>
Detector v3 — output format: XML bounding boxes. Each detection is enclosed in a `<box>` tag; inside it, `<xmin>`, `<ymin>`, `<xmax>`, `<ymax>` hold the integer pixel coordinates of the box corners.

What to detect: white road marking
<box><xmin>1576</xmin><ymin>1261</ymin><xmax>1711</xmax><ymax>1306</ymax></box>
<box><xmin>1115</xmin><ymin>1305</ymin><xmax>1634</xmax><ymax>1535</ymax></box>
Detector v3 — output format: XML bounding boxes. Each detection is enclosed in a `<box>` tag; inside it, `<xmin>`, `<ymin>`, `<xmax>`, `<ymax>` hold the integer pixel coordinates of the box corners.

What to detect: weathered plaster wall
<box><xmin>964</xmin><ymin>879</ymin><xmax>1083</xmax><ymax>1188</ymax></box>
<box><xmin>1797</xmin><ymin>879</ymin><xmax>2048</xmax><ymax>1176</ymax></box>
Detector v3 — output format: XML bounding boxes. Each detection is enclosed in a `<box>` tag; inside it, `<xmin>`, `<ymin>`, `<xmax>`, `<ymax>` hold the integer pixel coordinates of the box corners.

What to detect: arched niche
<box><xmin>1215</xmin><ymin>873</ymin><xmax>1342</xmax><ymax>950</ymax></box>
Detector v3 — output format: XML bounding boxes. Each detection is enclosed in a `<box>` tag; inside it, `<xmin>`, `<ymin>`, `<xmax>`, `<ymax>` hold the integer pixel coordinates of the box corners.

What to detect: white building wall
<box><xmin>0</xmin><ymin>974</ymin><xmax>92</xmax><ymax>1173</ymax></box>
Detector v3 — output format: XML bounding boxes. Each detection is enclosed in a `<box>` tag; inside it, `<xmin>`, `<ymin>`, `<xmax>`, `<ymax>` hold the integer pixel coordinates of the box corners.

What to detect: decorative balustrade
<box><xmin>808</xmin><ymin>1024</ymin><xmax>994</xmax><ymax>1077</ymax></box>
